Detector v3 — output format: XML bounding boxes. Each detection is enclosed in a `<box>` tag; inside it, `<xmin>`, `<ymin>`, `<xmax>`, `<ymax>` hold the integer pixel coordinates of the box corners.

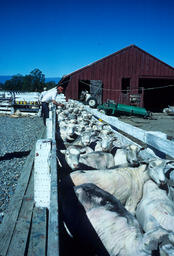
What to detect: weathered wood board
<box><xmin>7</xmin><ymin>171</ymin><xmax>34</xmax><ymax>256</ymax></box>
<box><xmin>0</xmin><ymin>147</ymin><xmax>35</xmax><ymax>256</ymax></box>
<box><xmin>47</xmin><ymin>139</ymin><xmax>59</xmax><ymax>256</ymax></box>
<box><xmin>0</xmin><ymin>126</ymin><xmax>46</xmax><ymax>256</ymax></box>
<box><xmin>27</xmin><ymin>207</ymin><xmax>47</xmax><ymax>256</ymax></box>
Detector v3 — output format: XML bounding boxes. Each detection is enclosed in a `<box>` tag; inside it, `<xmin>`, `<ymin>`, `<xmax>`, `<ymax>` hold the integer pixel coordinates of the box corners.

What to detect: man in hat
<box><xmin>41</xmin><ymin>85</ymin><xmax>65</xmax><ymax>125</ymax></box>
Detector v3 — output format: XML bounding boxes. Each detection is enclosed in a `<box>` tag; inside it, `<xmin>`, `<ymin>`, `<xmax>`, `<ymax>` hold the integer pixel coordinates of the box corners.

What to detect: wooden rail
<box><xmin>47</xmin><ymin>107</ymin><xmax>59</xmax><ymax>256</ymax></box>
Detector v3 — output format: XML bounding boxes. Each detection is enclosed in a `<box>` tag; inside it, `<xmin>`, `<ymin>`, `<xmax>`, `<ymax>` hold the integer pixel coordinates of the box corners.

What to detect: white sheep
<box><xmin>136</xmin><ymin>180</ymin><xmax>174</xmax><ymax>232</ymax></box>
<box><xmin>70</xmin><ymin>158</ymin><xmax>166</xmax><ymax>215</ymax></box>
<box><xmin>61</xmin><ymin>145</ymin><xmax>115</xmax><ymax>170</ymax></box>
<box><xmin>74</xmin><ymin>183</ymin><xmax>172</xmax><ymax>256</ymax></box>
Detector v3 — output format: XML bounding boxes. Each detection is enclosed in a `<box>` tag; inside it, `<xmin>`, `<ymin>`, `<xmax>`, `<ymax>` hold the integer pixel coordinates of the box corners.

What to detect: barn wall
<box><xmin>63</xmin><ymin>45</ymin><xmax>174</xmax><ymax>106</ymax></box>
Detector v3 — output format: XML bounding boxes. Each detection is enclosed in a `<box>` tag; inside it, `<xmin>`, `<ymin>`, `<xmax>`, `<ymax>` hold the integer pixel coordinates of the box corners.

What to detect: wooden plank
<box><xmin>27</xmin><ymin>207</ymin><xmax>47</xmax><ymax>256</ymax></box>
<box><xmin>146</xmin><ymin>133</ymin><xmax>174</xmax><ymax>159</ymax></box>
<box><xmin>34</xmin><ymin>139</ymin><xmax>51</xmax><ymax>208</ymax></box>
<box><xmin>46</xmin><ymin>118</ymin><xmax>53</xmax><ymax>139</ymax></box>
<box><xmin>51</xmin><ymin>107</ymin><xmax>56</xmax><ymax>141</ymax></box>
<box><xmin>0</xmin><ymin>126</ymin><xmax>45</xmax><ymax>256</ymax></box>
<box><xmin>47</xmin><ymin>141</ymin><xmax>59</xmax><ymax>256</ymax></box>
<box><xmin>7</xmin><ymin>170</ymin><xmax>34</xmax><ymax>256</ymax></box>
<box><xmin>0</xmin><ymin>150</ymin><xmax>35</xmax><ymax>256</ymax></box>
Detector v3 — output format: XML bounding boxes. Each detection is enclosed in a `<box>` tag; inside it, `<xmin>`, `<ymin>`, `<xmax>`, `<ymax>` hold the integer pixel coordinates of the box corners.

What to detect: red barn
<box><xmin>58</xmin><ymin>45</ymin><xmax>174</xmax><ymax>111</ymax></box>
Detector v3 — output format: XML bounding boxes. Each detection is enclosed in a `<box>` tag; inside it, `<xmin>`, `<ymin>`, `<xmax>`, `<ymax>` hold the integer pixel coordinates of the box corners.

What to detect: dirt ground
<box><xmin>117</xmin><ymin>112</ymin><xmax>174</xmax><ymax>141</ymax></box>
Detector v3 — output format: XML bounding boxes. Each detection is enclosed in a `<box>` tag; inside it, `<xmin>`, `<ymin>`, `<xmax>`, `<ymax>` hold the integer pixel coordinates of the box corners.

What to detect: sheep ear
<box><xmin>144</xmin><ymin>238</ymin><xmax>158</xmax><ymax>251</ymax></box>
<box><xmin>80</xmin><ymin>148</ymin><xmax>86</xmax><ymax>154</ymax></box>
<box><xmin>121</xmin><ymin>144</ymin><xmax>129</xmax><ymax>150</ymax></box>
<box><xmin>139</xmin><ymin>147</ymin><xmax>146</xmax><ymax>151</ymax></box>
<box><xmin>140</xmin><ymin>160</ymin><xmax>149</xmax><ymax>165</ymax></box>
<box><xmin>60</xmin><ymin>149</ymin><xmax>66</xmax><ymax>154</ymax></box>
<box><xmin>166</xmin><ymin>160</ymin><xmax>174</xmax><ymax>164</ymax></box>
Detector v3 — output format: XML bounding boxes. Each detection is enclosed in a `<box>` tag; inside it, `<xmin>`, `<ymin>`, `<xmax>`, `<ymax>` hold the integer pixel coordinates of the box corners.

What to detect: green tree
<box><xmin>30</xmin><ymin>68</ymin><xmax>45</xmax><ymax>92</ymax></box>
<box><xmin>4</xmin><ymin>74</ymin><xmax>24</xmax><ymax>91</ymax></box>
<box><xmin>45</xmin><ymin>81</ymin><xmax>56</xmax><ymax>90</ymax></box>
<box><xmin>22</xmin><ymin>75</ymin><xmax>33</xmax><ymax>91</ymax></box>
<box><xmin>0</xmin><ymin>82</ymin><xmax>4</xmax><ymax>89</ymax></box>
<box><xmin>3</xmin><ymin>69</ymin><xmax>48</xmax><ymax>92</ymax></box>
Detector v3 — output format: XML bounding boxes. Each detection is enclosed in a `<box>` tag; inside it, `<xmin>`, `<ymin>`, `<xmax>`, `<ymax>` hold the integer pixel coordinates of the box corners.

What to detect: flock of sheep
<box><xmin>56</xmin><ymin>100</ymin><xmax>174</xmax><ymax>256</ymax></box>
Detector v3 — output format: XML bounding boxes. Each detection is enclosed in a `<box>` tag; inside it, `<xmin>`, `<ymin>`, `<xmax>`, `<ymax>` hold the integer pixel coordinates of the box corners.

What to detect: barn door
<box><xmin>90</xmin><ymin>80</ymin><xmax>103</xmax><ymax>105</ymax></box>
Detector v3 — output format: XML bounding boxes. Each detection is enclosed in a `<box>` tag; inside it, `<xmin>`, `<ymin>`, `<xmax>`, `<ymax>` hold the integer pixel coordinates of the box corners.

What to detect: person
<box><xmin>39</xmin><ymin>87</ymin><xmax>47</xmax><ymax>101</ymax></box>
<box><xmin>39</xmin><ymin>87</ymin><xmax>47</xmax><ymax>117</ymax></box>
<box><xmin>41</xmin><ymin>85</ymin><xmax>64</xmax><ymax>125</ymax></box>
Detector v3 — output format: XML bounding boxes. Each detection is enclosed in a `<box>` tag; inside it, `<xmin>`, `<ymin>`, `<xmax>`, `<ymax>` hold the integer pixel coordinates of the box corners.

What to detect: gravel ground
<box><xmin>0</xmin><ymin>115</ymin><xmax>44</xmax><ymax>222</ymax></box>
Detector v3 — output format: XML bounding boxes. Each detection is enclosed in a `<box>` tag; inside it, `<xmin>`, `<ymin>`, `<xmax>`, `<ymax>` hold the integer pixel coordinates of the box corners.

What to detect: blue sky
<box><xmin>0</xmin><ymin>0</ymin><xmax>174</xmax><ymax>78</ymax></box>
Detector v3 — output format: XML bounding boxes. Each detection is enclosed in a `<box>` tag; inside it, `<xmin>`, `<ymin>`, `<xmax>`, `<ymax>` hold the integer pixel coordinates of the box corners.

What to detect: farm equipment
<box><xmin>79</xmin><ymin>90</ymin><xmax>98</xmax><ymax>108</ymax></box>
<box><xmin>14</xmin><ymin>92</ymin><xmax>40</xmax><ymax>112</ymax></box>
<box><xmin>163</xmin><ymin>106</ymin><xmax>174</xmax><ymax>116</ymax></box>
<box><xmin>97</xmin><ymin>100</ymin><xmax>150</xmax><ymax>118</ymax></box>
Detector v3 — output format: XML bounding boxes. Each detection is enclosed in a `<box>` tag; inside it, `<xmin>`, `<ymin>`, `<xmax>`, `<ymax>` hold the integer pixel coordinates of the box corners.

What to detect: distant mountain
<box><xmin>0</xmin><ymin>76</ymin><xmax>12</xmax><ymax>83</ymax></box>
<box><xmin>45</xmin><ymin>77</ymin><xmax>61</xmax><ymax>83</ymax></box>
<box><xmin>0</xmin><ymin>75</ymin><xmax>61</xmax><ymax>84</ymax></box>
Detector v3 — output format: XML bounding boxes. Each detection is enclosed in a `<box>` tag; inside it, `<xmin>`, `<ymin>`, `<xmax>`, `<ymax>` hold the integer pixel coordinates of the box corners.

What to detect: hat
<box><xmin>57</xmin><ymin>85</ymin><xmax>64</xmax><ymax>91</ymax></box>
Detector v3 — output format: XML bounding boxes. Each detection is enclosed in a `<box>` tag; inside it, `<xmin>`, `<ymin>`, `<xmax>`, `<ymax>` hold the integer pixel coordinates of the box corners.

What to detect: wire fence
<box><xmin>79</xmin><ymin>80</ymin><xmax>174</xmax><ymax>92</ymax></box>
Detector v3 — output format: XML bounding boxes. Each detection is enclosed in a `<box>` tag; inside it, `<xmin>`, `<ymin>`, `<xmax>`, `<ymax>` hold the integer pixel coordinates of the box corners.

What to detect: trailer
<box><xmin>97</xmin><ymin>99</ymin><xmax>150</xmax><ymax>118</ymax></box>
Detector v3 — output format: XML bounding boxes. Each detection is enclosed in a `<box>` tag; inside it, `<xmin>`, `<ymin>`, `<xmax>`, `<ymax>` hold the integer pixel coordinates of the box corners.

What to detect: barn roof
<box><xmin>59</xmin><ymin>44</ymin><xmax>174</xmax><ymax>83</ymax></box>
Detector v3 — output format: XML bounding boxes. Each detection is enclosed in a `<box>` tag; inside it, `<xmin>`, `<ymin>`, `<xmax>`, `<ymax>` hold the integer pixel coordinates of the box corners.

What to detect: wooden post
<box><xmin>47</xmin><ymin>141</ymin><xmax>59</xmax><ymax>256</ymax></box>
<box><xmin>10</xmin><ymin>106</ymin><xmax>15</xmax><ymax>115</ymax></box>
<box><xmin>47</xmin><ymin>107</ymin><xmax>59</xmax><ymax>255</ymax></box>
<box><xmin>46</xmin><ymin>118</ymin><xmax>53</xmax><ymax>139</ymax></box>
<box><xmin>34</xmin><ymin>139</ymin><xmax>51</xmax><ymax>209</ymax></box>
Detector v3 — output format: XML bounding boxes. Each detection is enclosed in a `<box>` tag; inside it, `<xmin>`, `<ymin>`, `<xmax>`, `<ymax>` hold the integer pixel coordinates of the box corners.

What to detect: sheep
<box><xmin>74</xmin><ymin>183</ymin><xmax>171</xmax><ymax>256</ymax></box>
<box><xmin>57</xmin><ymin>112</ymin><xmax>67</xmax><ymax>122</ymax></box>
<box><xmin>60</xmin><ymin>145</ymin><xmax>94</xmax><ymax>170</ymax></box>
<box><xmin>94</xmin><ymin>134</ymin><xmax>117</xmax><ymax>152</ymax></box>
<box><xmin>70</xmin><ymin>158</ymin><xmax>166</xmax><ymax>215</ymax></box>
<box><xmin>75</xmin><ymin>125</ymin><xmax>86</xmax><ymax>136</ymax></box>
<box><xmin>163</xmin><ymin>160</ymin><xmax>174</xmax><ymax>201</ymax></box>
<box><xmin>160</xmin><ymin>243</ymin><xmax>174</xmax><ymax>256</ymax></box>
<box><xmin>94</xmin><ymin>137</ymin><xmax>143</xmax><ymax>168</ymax></box>
<box><xmin>136</xmin><ymin>180</ymin><xmax>174</xmax><ymax>233</ymax></box>
<box><xmin>59</xmin><ymin>122</ymin><xmax>78</xmax><ymax>143</ymax></box>
<box><xmin>79</xmin><ymin>151</ymin><xmax>115</xmax><ymax>170</ymax></box>
<box><xmin>61</xmin><ymin>145</ymin><xmax>115</xmax><ymax>170</ymax></box>
<box><xmin>114</xmin><ymin>144</ymin><xmax>143</xmax><ymax>167</ymax></box>
<box><xmin>71</xmin><ymin>131</ymin><xmax>97</xmax><ymax>147</ymax></box>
